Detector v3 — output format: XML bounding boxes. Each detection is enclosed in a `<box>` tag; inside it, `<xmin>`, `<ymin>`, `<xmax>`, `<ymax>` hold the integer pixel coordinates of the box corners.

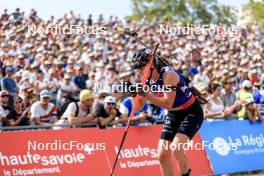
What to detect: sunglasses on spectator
<box><xmin>1</xmin><ymin>94</ymin><xmax>8</xmax><ymax>98</ymax></box>
<box><xmin>15</xmin><ymin>100</ymin><xmax>22</xmax><ymax>104</ymax></box>
<box><xmin>107</xmin><ymin>102</ymin><xmax>116</xmax><ymax>106</ymax></box>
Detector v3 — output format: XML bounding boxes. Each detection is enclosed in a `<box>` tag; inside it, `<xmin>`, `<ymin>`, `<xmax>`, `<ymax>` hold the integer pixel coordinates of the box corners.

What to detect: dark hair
<box><xmin>208</xmin><ymin>83</ymin><xmax>221</xmax><ymax>94</ymax></box>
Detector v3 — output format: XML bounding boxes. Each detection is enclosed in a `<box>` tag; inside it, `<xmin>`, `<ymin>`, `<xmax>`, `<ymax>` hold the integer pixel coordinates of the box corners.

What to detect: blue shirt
<box><xmin>121</xmin><ymin>97</ymin><xmax>149</xmax><ymax>117</ymax></box>
<box><xmin>1</xmin><ymin>77</ymin><xmax>17</xmax><ymax>94</ymax></box>
<box><xmin>73</xmin><ymin>75</ymin><xmax>87</xmax><ymax>90</ymax></box>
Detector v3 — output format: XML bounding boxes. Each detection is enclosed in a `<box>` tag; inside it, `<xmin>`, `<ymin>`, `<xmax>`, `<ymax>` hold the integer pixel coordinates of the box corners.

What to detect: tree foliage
<box><xmin>243</xmin><ymin>0</ymin><xmax>264</xmax><ymax>30</ymax></box>
<box><xmin>128</xmin><ymin>0</ymin><xmax>236</xmax><ymax>25</ymax></box>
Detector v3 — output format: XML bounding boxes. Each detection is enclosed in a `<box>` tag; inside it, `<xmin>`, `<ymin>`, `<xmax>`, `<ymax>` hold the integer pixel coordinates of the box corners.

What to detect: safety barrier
<box><xmin>1</xmin><ymin>120</ymin><xmax>263</xmax><ymax>175</ymax></box>
<box><xmin>0</xmin><ymin>125</ymin><xmax>212</xmax><ymax>176</ymax></box>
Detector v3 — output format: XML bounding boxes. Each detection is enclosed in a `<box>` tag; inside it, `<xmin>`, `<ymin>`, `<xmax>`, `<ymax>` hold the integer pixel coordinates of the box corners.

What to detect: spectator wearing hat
<box><xmin>21</xmin><ymin>85</ymin><xmax>36</xmax><ymax>108</ymax></box>
<box><xmin>245</xmin><ymin>97</ymin><xmax>263</xmax><ymax>123</ymax></box>
<box><xmin>30</xmin><ymin>89</ymin><xmax>57</xmax><ymax>126</ymax></box>
<box><xmin>86</xmin><ymin>71</ymin><xmax>96</xmax><ymax>90</ymax></box>
<box><xmin>237</xmin><ymin>80</ymin><xmax>253</xmax><ymax>118</ymax></box>
<box><xmin>1</xmin><ymin>66</ymin><xmax>18</xmax><ymax>97</ymax></box>
<box><xmin>0</xmin><ymin>90</ymin><xmax>12</xmax><ymax>126</ymax></box>
<box><xmin>57</xmin><ymin>74</ymin><xmax>78</xmax><ymax>104</ymax></box>
<box><xmin>73</xmin><ymin>65</ymin><xmax>88</xmax><ymax>91</ymax></box>
<box><xmin>57</xmin><ymin>90</ymin><xmax>97</xmax><ymax>128</ymax></box>
<box><xmin>95</xmin><ymin>96</ymin><xmax>127</xmax><ymax>128</ymax></box>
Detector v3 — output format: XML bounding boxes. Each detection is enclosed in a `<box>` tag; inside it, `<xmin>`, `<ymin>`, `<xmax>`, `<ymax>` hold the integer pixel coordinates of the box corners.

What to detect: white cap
<box><xmin>40</xmin><ymin>89</ymin><xmax>51</xmax><ymax>98</ymax></box>
<box><xmin>242</xmin><ymin>80</ymin><xmax>252</xmax><ymax>88</ymax></box>
<box><xmin>104</xmin><ymin>96</ymin><xmax>116</xmax><ymax>103</ymax></box>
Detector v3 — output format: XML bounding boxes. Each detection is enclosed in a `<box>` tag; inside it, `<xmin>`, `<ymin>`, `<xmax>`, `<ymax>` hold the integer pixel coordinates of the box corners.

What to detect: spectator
<box><xmin>245</xmin><ymin>98</ymin><xmax>263</xmax><ymax>123</ymax></box>
<box><xmin>6</xmin><ymin>96</ymin><xmax>30</xmax><ymax>126</ymax></box>
<box><xmin>73</xmin><ymin>65</ymin><xmax>88</xmax><ymax>91</ymax></box>
<box><xmin>220</xmin><ymin>79</ymin><xmax>237</xmax><ymax>107</ymax></box>
<box><xmin>44</xmin><ymin>68</ymin><xmax>59</xmax><ymax>104</ymax></box>
<box><xmin>0</xmin><ymin>90</ymin><xmax>12</xmax><ymax>126</ymax></box>
<box><xmin>95</xmin><ymin>96</ymin><xmax>127</xmax><ymax>128</ymax></box>
<box><xmin>1</xmin><ymin>66</ymin><xmax>18</xmax><ymax>96</ymax></box>
<box><xmin>120</xmin><ymin>96</ymin><xmax>153</xmax><ymax>125</ymax></box>
<box><xmin>193</xmin><ymin>67</ymin><xmax>210</xmax><ymax>90</ymax></box>
<box><xmin>34</xmin><ymin>70</ymin><xmax>47</xmax><ymax>94</ymax></box>
<box><xmin>57</xmin><ymin>89</ymin><xmax>97</xmax><ymax>128</ymax></box>
<box><xmin>204</xmin><ymin>83</ymin><xmax>236</xmax><ymax>119</ymax></box>
<box><xmin>57</xmin><ymin>74</ymin><xmax>78</xmax><ymax>104</ymax></box>
<box><xmin>252</xmin><ymin>90</ymin><xmax>264</xmax><ymax>122</ymax></box>
<box><xmin>30</xmin><ymin>90</ymin><xmax>57</xmax><ymax>125</ymax></box>
<box><xmin>237</xmin><ymin>80</ymin><xmax>253</xmax><ymax>118</ymax></box>
<box><xmin>22</xmin><ymin>88</ymin><xmax>37</xmax><ymax>108</ymax></box>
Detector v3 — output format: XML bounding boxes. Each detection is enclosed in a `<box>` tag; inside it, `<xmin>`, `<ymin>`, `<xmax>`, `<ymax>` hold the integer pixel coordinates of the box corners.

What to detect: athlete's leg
<box><xmin>171</xmin><ymin>133</ymin><xmax>190</xmax><ymax>175</ymax></box>
<box><xmin>157</xmin><ymin>139</ymin><xmax>174</xmax><ymax>176</ymax></box>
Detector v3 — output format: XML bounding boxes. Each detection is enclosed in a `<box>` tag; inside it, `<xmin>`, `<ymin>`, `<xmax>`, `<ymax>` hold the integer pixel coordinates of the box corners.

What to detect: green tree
<box><xmin>128</xmin><ymin>0</ymin><xmax>236</xmax><ymax>24</ymax></box>
<box><xmin>242</xmin><ymin>0</ymin><xmax>264</xmax><ymax>30</ymax></box>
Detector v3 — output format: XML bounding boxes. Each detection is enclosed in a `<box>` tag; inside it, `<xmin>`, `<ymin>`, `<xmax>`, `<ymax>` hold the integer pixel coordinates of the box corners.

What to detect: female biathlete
<box><xmin>129</xmin><ymin>48</ymin><xmax>206</xmax><ymax>176</ymax></box>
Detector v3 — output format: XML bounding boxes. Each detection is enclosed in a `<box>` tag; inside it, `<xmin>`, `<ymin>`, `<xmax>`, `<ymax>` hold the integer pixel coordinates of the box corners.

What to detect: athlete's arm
<box><xmin>145</xmin><ymin>70</ymin><xmax>178</xmax><ymax>110</ymax></box>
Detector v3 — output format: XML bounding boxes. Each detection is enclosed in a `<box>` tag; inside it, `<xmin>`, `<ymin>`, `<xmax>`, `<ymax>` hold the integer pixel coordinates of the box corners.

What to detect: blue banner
<box><xmin>200</xmin><ymin>120</ymin><xmax>264</xmax><ymax>175</ymax></box>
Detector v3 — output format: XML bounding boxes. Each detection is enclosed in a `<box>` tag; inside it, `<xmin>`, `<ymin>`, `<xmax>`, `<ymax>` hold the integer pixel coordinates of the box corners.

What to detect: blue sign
<box><xmin>200</xmin><ymin>120</ymin><xmax>264</xmax><ymax>175</ymax></box>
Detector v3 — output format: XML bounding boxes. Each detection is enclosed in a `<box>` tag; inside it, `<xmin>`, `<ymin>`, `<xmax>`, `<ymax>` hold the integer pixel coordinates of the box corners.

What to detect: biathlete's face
<box><xmin>136</xmin><ymin>64</ymin><xmax>156</xmax><ymax>81</ymax></box>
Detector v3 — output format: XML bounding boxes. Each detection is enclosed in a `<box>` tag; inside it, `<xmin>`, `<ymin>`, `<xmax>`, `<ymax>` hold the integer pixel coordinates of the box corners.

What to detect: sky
<box><xmin>0</xmin><ymin>0</ymin><xmax>248</xmax><ymax>20</ymax></box>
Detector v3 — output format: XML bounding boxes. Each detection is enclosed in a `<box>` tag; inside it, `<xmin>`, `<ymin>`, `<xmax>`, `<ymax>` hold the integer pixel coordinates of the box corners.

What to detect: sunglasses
<box><xmin>15</xmin><ymin>101</ymin><xmax>22</xmax><ymax>104</ymax></box>
<box><xmin>107</xmin><ymin>102</ymin><xmax>116</xmax><ymax>106</ymax></box>
<box><xmin>1</xmin><ymin>95</ymin><xmax>8</xmax><ymax>98</ymax></box>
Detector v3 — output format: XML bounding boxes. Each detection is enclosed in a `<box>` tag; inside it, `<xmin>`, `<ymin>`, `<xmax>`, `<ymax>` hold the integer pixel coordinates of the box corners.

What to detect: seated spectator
<box><xmin>220</xmin><ymin>79</ymin><xmax>236</xmax><ymax>107</ymax></box>
<box><xmin>236</xmin><ymin>80</ymin><xmax>253</xmax><ymax>118</ymax></box>
<box><xmin>6</xmin><ymin>96</ymin><xmax>30</xmax><ymax>126</ymax></box>
<box><xmin>22</xmin><ymin>87</ymin><xmax>37</xmax><ymax>108</ymax></box>
<box><xmin>1</xmin><ymin>66</ymin><xmax>18</xmax><ymax>97</ymax></box>
<box><xmin>245</xmin><ymin>98</ymin><xmax>263</xmax><ymax>123</ymax></box>
<box><xmin>73</xmin><ymin>65</ymin><xmax>88</xmax><ymax>91</ymax></box>
<box><xmin>30</xmin><ymin>90</ymin><xmax>57</xmax><ymax>125</ymax></box>
<box><xmin>57</xmin><ymin>89</ymin><xmax>97</xmax><ymax>128</ymax></box>
<box><xmin>95</xmin><ymin>96</ymin><xmax>127</xmax><ymax>128</ymax></box>
<box><xmin>252</xmin><ymin>90</ymin><xmax>264</xmax><ymax>122</ymax></box>
<box><xmin>120</xmin><ymin>96</ymin><xmax>153</xmax><ymax>125</ymax></box>
<box><xmin>193</xmin><ymin>67</ymin><xmax>210</xmax><ymax>90</ymax></box>
<box><xmin>0</xmin><ymin>90</ymin><xmax>12</xmax><ymax>126</ymax></box>
<box><xmin>57</xmin><ymin>73</ymin><xmax>78</xmax><ymax>104</ymax></box>
<box><xmin>204</xmin><ymin>83</ymin><xmax>237</xmax><ymax>119</ymax></box>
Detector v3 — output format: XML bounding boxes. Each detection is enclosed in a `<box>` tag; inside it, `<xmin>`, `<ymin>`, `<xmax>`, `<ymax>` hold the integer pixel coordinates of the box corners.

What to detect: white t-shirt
<box><xmin>61</xmin><ymin>102</ymin><xmax>88</xmax><ymax>119</ymax></box>
<box><xmin>0</xmin><ymin>106</ymin><xmax>8</xmax><ymax>127</ymax></box>
<box><xmin>57</xmin><ymin>81</ymin><xmax>77</xmax><ymax>100</ymax></box>
<box><xmin>30</xmin><ymin>101</ymin><xmax>57</xmax><ymax>124</ymax></box>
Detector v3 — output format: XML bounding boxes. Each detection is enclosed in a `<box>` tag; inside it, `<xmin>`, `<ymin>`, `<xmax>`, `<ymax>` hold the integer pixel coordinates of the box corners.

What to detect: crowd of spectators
<box><xmin>0</xmin><ymin>8</ymin><xmax>264</xmax><ymax>129</ymax></box>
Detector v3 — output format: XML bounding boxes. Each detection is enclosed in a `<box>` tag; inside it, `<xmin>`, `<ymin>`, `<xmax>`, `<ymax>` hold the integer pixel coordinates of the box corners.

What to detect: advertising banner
<box><xmin>200</xmin><ymin>120</ymin><xmax>264</xmax><ymax>175</ymax></box>
<box><xmin>0</xmin><ymin>125</ymin><xmax>212</xmax><ymax>176</ymax></box>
